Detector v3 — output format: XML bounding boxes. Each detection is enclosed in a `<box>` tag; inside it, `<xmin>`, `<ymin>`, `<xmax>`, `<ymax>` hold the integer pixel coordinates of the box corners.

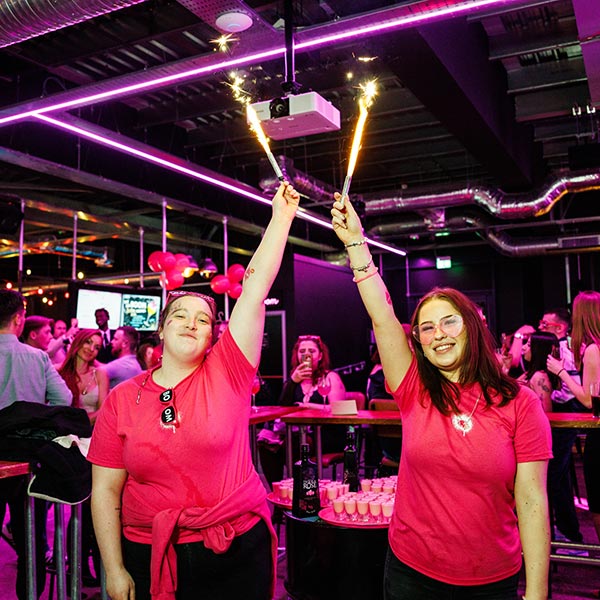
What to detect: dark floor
<box><xmin>1</xmin><ymin>453</ymin><xmax>598</xmax><ymax>600</ymax></box>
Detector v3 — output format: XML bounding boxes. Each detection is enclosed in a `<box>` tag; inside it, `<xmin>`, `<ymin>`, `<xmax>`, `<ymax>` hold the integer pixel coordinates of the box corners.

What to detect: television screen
<box><xmin>70</xmin><ymin>283</ymin><xmax>162</xmax><ymax>332</ymax></box>
<box><xmin>122</xmin><ymin>293</ymin><xmax>161</xmax><ymax>331</ymax></box>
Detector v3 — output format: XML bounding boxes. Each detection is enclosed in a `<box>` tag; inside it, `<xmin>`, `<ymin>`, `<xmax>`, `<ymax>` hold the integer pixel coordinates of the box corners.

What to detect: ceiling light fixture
<box><xmin>32</xmin><ymin>113</ymin><xmax>406</xmax><ymax>256</ymax></box>
<box><xmin>215</xmin><ymin>11</ymin><xmax>253</xmax><ymax>33</ymax></box>
<box><xmin>0</xmin><ymin>0</ymin><xmax>529</xmax><ymax>127</ymax></box>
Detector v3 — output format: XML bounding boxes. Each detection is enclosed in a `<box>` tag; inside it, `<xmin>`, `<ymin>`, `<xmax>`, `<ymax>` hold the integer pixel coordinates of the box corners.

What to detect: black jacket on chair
<box><xmin>0</xmin><ymin>401</ymin><xmax>92</xmax><ymax>504</ymax></box>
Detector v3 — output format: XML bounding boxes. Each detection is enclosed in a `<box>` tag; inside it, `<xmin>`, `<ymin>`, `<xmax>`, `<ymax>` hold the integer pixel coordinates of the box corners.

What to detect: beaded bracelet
<box><xmin>350</xmin><ymin>258</ymin><xmax>373</xmax><ymax>273</ymax></box>
<box><xmin>344</xmin><ymin>238</ymin><xmax>367</xmax><ymax>249</ymax></box>
<box><xmin>353</xmin><ymin>267</ymin><xmax>379</xmax><ymax>284</ymax></box>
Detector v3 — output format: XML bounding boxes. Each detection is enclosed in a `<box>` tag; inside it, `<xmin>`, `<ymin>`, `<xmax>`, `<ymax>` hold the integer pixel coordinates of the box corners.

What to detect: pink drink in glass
<box><xmin>332</xmin><ymin>497</ymin><xmax>345</xmax><ymax>521</ymax></box>
<box><xmin>356</xmin><ymin>497</ymin><xmax>370</xmax><ymax>523</ymax></box>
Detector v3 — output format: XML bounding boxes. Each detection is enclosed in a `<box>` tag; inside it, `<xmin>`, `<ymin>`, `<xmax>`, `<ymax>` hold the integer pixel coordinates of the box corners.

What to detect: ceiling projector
<box><xmin>248</xmin><ymin>91</ymin><xmax>340</xmax><ymax>140</ymax></box>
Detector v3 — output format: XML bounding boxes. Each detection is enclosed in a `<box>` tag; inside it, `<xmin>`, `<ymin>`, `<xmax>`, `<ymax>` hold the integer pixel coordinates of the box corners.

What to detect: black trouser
<box><xmin>122</xmin><ymin>519</ymin><xmax>272</xmax><ymax>600</ymax></box>
<box><xmin>0</xmin><ymin>477</ymin><xmax>47</xmax><ymax>600</ymax></box>
<box><xmin>384</xmin><ymin>549</ymin><xmax>520</xmax><ymax>600</ymax></box>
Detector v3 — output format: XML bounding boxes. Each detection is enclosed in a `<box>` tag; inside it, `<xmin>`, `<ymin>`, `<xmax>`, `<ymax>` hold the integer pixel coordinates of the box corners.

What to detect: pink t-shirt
<box><xmin>88</xmin><ymin>328</ymin><xmax>263</xmax><ymax>545</ymax></box>
<box><xmin>388</xmin><ymin>358</ymin><xmax>552</xmax><ymax>585</ymax></box>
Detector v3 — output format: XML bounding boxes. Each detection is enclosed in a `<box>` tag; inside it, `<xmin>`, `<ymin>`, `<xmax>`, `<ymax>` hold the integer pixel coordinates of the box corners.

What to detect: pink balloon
<box><xmin>210</xmin><ymin>274</ymin><xmax>230</xmax><ymax>295</ymax></box>
<box><xmin>227</xmin><ymin>263</ymin><xmax>246</xmax><ymax>283</ymax></box>
<box><xmin>148</xmin><ymin>250</ymin><xmax>163</xmax><ymax>272</ymax></box>
<box><xmin>162</xmin><ymin>252</ymin><xmax>176</xmax><ymax>271</ymax></box>
<box><xmin>228</xmin><ymin>282</ymin><xmax>243</xmax><ymax>299</ymax></box>
<box><xmin>164</xmin><ymin>268</ymin><xmax>184</xmax><ymax>290</ymax></box>
<box><xmin>174</xmin><ymin>253</ymin><xmax>190</xmax><ymax>272</ymax></box>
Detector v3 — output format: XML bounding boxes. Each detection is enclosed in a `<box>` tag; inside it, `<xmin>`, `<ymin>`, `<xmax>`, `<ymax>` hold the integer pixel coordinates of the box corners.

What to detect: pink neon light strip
<box><xmin>33</xmin><ymin>113</ymin><xmax>406</xmax><ymax>256</ymax></box>
<box><xmin>1</xmin><ymin>0</ymin><xmax>523</xmax><ymax>126</ymax></box>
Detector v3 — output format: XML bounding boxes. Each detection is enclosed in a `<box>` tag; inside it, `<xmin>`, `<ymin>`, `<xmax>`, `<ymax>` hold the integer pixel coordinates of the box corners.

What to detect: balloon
<box><xmin>227</xmin><ymin>263</ymin><xmax>246</xmax><ymax>283</ymax></box>
<box><xmin>228</xmin><ymin>282</ymin><xmax>243</xmax><ymax>299</ymax></box>
<box><xmin>164</xmin><ymin>268</ymin><xmax>184</xmax><ymax>290</ymax></box>
<box><xmin>174</xmin><ymin>253</ymin><xmax>190</xmax><ymax>272</ymax></box>
<box><xmin>148</xmin><ymin>250</ymin><xmax>163</xmax><ymax>272</ymax></box>
<box><xmin>210</xmin><ymin>274</ymin><xmax>230</xmax><ymax>295</ymax></box>
<box><xmin>162</xmin><ymin>252</ymin><xmax>176</xmax><ymax>271</ymax></box>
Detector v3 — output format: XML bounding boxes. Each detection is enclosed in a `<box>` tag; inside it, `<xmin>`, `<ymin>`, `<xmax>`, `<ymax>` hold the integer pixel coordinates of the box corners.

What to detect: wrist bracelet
<box><xmin>344</xmin><ymin>238</ymin><xmax>367</xmax><ymax>249</ymax></box>
<box><xmin>557</xmin><ymin>368</ymin><xmax>565</xmax><ymax>377</ymax></box>
<box><xmin>353</xmin><ymin>268</ymin><xmax>379</xmax><ymax>284</ymax></box>
<box><xmin>350</xmin><ymin>259</ymin><xmax>373</xmax><ymax>273</ymax></box>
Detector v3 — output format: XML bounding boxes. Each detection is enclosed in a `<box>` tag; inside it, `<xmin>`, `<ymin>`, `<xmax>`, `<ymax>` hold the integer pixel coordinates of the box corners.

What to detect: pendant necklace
<box><xmin>80</xmin><ymin>368</ymin><xmax>96</xmax><ymax>396</ymax></box>
<box><xmin>451</xmin><ymin>392</ymin><xmax>481</xmax><ymax>436</ymax></box>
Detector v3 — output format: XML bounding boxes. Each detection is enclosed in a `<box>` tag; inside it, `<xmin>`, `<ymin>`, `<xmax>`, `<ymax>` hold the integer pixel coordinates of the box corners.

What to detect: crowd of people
<box><xmin>0</xmin><ymin>179</ymin><xmax>598</xmax><ymax>600</ymax></box>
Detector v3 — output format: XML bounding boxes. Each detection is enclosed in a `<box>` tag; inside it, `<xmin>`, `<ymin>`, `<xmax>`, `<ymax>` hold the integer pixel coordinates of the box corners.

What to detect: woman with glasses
<box><xmin>331</xmin><ymin>196</ymin><xmax>551</xmax><ymax>600</ymax></box>
<box><xmin>87</xmin><ymin>181</ymin><xmax>300</xmax><ymax>600</ymax></box>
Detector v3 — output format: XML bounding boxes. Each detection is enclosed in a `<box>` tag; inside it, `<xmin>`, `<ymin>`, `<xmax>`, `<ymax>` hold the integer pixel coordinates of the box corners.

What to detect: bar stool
<box><xmin>46</xmin><ymin>502</ymin><xmax>83</xmax><ymax>600</ymax></box>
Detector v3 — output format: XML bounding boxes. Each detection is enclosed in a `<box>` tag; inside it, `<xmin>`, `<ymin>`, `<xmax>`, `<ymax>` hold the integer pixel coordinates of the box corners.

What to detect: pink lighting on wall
<box><xmin>33</xmin><ymin>113</ymin><xmax>405</xmax><ymax>256</ymax></box>
<box><xmin>0</xmin><ymin>0</ymin><xmax>526</xmax><ymax>127</ymax></box>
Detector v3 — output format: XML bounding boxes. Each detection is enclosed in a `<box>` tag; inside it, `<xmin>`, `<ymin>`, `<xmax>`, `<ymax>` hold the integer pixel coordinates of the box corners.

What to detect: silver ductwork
<box><xmin>363</xmin><ymin>171</ymin><xmax>600</xmax><ymax>219</ymax></box>
<box><xmin>0</xmin><ymin>0</ymin><xmax>146</xmax><ymax>49</ymax></box>
<box><xmin>367</xmin><ymin>213</ymin><xmax>600</xmax><ymax>257</ymax></box>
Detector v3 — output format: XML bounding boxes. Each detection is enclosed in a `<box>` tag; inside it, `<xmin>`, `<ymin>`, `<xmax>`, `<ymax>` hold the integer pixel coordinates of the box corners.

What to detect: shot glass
<box><xmin>382</xmin><ymin>500</ymin><xmax>394</xmax><ymax>523</ymax></box>
<box><xmin>332</xmin><ymin>497</ymin><xmax>346</xmax><ymax>521</ymax></box>
<box><xmin>344</xmin><ymin>497</ymin><xmax>357</xmax><ymax>522</ymax></box>
<box><xmin>369</xmin><ymin>500</ymin><xmax>382</xmax><ymax>523</ymax></box>
<box><xmin>360</xmin><ymin>479</ymin><xmax>372</xmax><ymax>493</ymax></box>
<box><xmin>356</xmin><ymin>497</ymin><xmax>370</xmax><ymax>523</ymax></box>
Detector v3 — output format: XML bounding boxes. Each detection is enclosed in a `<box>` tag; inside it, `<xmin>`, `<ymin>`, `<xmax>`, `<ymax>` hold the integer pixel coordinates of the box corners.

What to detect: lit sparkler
<box><xmin>340</xmin><ymin>80</ymin><xmax>377</xmax><ymax>207</ymax></box>
<box><xmin>227</xmin><ymin>74</ymin><xmax>284</xmax><ymax>181</ymax></box>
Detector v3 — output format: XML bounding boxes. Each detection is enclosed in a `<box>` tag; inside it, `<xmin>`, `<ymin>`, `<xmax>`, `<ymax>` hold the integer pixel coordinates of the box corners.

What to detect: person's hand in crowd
<box><xmin>290</xmin><ymin>359</ymin><xmax>313</xmax><ymax>384</ymax></box>
<box><xmin>546</xmin><ymin>353</ymin><xmax>564</xmax><ymax>376</ymax></box>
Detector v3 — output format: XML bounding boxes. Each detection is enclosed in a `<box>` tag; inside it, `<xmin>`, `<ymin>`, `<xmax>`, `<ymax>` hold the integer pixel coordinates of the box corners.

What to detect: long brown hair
<box><xmin>411</xmin><ymin>287</ymin><xmax>519</xmax><ymax>414</ymax></box>
<box><xmin>571</xmin><ymin>290</ymin><xmax>600</xmax><ymax>369</ymax></box>
<box><xmin>290</xmin><ymin>335</ymin><xmax>332</xmax><ymax>385</ymax></box>
<box><xmin>58</xmin><ymin>329</ymin><xmax>102</xmax><ymax>407</ymax></box>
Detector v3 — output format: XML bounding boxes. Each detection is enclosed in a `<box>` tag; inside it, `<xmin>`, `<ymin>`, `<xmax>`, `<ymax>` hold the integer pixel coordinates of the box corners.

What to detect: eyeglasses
<box><xmin>412</xmin><ymin>314</ymin><xmax>464</xmax><ymax>345</ymax></box>
<box><xmin>165</xmin><ymin>291</ymin><xmax>216</xmax><ymax>319</ymax></box>
<box><xmin>539</xmin><ymin>319</ymin><xmax>561</xmax><ymax>329</ymax></box>
<box><xmin>159</xmin><ymin>389</ymin><xmax>179</xmax><ymax>428</ymax></box>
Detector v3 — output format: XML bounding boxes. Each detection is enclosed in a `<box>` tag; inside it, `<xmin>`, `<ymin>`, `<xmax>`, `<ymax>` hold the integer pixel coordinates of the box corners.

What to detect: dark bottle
<box><xmin>343</xmin><ymin>426</ymin><xmax>359</xmax><ymax>492</ymax></box>
<box><xmin>292</xmin><ymin>444</ymin><xmax>320</xmax><ymax>518</ymax></box>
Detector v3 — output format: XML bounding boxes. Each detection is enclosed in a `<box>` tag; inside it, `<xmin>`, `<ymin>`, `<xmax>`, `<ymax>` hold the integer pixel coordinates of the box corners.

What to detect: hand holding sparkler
<box><xmin>228</xmin><ymin>74</ymin><xmax>284</xmax><ymax>182</ymax></box>
<box><xmin>340</xmin><ymin>80</ymin><xmax>378</xmax><ymax>207</ymax></box>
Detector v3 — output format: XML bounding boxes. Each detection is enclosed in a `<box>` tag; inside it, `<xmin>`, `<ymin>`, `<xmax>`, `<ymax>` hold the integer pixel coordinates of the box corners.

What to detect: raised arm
<box><xmin>331</xmin><ymin>195</ymin><xmax>411</xmax><ymax>391</ymax></box>
<box><xmin>228</xmin><ymin>182</ymin><xmax>299</xmax><ymax>366</ymax></box>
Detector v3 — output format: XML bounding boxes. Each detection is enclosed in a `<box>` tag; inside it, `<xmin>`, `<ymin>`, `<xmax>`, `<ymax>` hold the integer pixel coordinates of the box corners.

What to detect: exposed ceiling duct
<box><xmin>367</xmin><ymin>213</ymin><xmax>600</xmax><ymax>256</ymax></box>
<box><xmin>363</xmin><ymin>171</ymin><xmax>600</xmax><ymax>219</ymax></box>
<box><xmin>0</xmin><ymin>0</ymin><xmax>147</xmax><ymax>49</ymax></box>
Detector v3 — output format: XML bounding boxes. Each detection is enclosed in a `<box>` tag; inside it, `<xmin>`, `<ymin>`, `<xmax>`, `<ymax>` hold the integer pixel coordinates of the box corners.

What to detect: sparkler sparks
<box><xmin>227</xmin><ymin>74</ymin><xmax>284</xmax><ymax>181</ymax></box>
<box><xmin>340</xmin><ymin>79</ymin><xmax>378</xmax><ymax>207</ymax></box>
<box><xmin>211</xmin><ymin>34</ymin><xmax>237</xmax><ymax>53</ymax></box>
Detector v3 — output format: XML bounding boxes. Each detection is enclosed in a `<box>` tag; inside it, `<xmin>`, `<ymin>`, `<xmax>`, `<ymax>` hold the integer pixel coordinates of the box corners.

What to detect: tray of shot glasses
<box><xmin>268</xmin><ymin>476</ymin><xmax>397</xmax><ymax>528</ymax></box>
